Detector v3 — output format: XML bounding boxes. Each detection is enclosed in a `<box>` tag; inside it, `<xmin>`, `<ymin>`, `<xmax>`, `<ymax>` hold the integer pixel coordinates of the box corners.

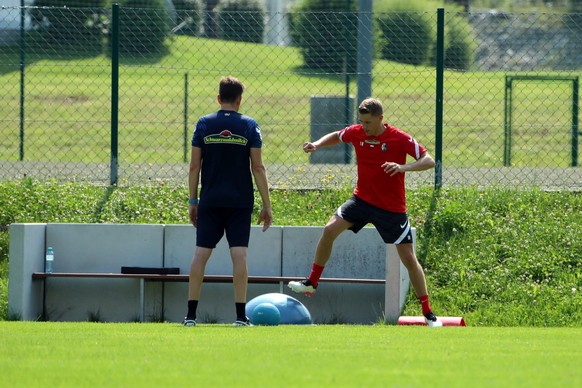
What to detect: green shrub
<box><xmin>172</xmin><ymin>0</ymin><xmax>202</xmax><ymax>36</ymax></box>
<box><xmin>30</xmin><ymin>0</ymin><xmax>107</xmax><ymax>55</ymax></box>
<box><xmin>217</xmin><ymin>0</ymin><xmax>265</xmax><ymax>43</ymax></box>
<box><xmin>290</xmin><ymin>0</ymin><xmax>358</xmax><ymax>73</ymax></box>
<box><xmin>444</xmin><ymin>14</ymin><xmax>476</xmax><ymax>70</ymax></box>
<box><xmin>567</xmin><ymin>0</ymin><xmax>582</xmax><ymax>33</ymax></box>
<box><xmin>377</xmin><ymin>10</ymin><xmax>434</xmax><ymax>66</ymax></box>
<box><xmin>117</xmin><ymin>0</ymin><xmax>170</xmax><ymax>55</ymax></box>
<box><xmin>376</xmin><ymin>0</ymin><xmax>476</xmax><ymax>69</ymax></box>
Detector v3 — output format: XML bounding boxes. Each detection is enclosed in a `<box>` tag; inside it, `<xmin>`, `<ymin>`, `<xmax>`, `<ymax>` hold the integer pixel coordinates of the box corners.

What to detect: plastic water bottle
<box><xmin>45</xmin><ymin>247</ymin><xmax>54</xmax><ymax>274</ymax></box>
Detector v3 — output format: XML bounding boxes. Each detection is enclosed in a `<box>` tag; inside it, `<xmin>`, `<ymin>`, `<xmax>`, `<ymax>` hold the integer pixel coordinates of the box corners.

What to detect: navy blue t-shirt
<box><xmin>191</xmin><ymin>110</ymin><xmax>262</xmax><ymax>208</ymax></box>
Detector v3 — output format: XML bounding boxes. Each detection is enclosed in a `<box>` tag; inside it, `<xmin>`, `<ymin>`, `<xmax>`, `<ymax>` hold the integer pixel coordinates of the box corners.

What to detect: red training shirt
<box><xmin>339</xmin><ymin>123</ymin><xmax>427</xmax><ymax>213</ymax></box>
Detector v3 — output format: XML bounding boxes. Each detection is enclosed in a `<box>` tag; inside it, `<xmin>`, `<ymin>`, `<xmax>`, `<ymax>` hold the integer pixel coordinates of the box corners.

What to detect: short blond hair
<box><xmin>358</xmin><ymin>98</ymin><xmax>383</xmax><ymax>116</ymax></box>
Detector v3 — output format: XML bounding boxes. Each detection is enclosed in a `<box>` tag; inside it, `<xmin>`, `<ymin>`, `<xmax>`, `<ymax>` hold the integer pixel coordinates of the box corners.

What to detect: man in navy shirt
<box><xmin>184</xmin><ymin>76</ymin><xmax>272</xmax><ymax>327</ymax></box>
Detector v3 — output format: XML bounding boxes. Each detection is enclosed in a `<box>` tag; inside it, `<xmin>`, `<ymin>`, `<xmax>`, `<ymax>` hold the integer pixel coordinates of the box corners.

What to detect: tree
<box><xmin>567</xmin><ymin>0</ymin><xmax>582</xmax><ymax>32</ymax></box>
<box><xmin>290</xmin><ymin>0</ymin><xmax>358</xmax><ymax>73</ymax></box>
<box><xmin>117</xmin><ymin>0</ymin><xmax>170</xmax><ymax>55</ymax></box>
<box><xmin>202</xmin><ymin>0</ymin><xmax>220</xmax><ymax>38</ymax></box>
<box><xmin>30</xmin><ymin>0</ymin><xmax>107</xmax><ymax>54</ymax></box>
<box><xmin>452</xmin><ymin>0</ymin><xmax>469</xmax><ymax>12</ymax></box>
<box><xmin>218</xmin><ymin>0</ymin><xmax>265</xmax><ymax>43</ymax></box>
<box><xmin>172</xmin><ymin>0</ymin><xmax>202</xmax><ymax>36</ymax></box>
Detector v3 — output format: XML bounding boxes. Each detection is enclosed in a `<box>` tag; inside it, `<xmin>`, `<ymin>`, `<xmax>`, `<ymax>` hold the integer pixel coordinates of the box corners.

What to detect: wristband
<box><xmin>188</xmin><ymin>198</ymin><xmax>198</xmax><ymax>205</ymax></box>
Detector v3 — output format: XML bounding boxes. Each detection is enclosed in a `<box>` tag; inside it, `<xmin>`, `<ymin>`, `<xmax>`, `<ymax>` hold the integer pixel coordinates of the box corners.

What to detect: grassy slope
<box><xmin>1</xmin><ymin>181</ymin><xmax>581</xmax><ymax>326</ymax></box>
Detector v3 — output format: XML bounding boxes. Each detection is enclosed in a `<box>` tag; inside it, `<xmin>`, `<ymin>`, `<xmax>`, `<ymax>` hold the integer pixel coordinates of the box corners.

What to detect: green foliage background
<box><xmin>172</xmin><ymin>0</ymin><xmax>202</xmax><ymax>36</ymax></box>
<box><xmin>1</xmin><ymin>180</ymin><xmax>581</xmax><ymax>326</ymax></box>
<box><xmin>290</xmin><ymin>0</ymin><xmax>359</xmax><ymax>73</ymax></box>
<box><xmin>218</xmin><ymin>0</ymin><xmax>265</xmax><ymax>44</ymax></box>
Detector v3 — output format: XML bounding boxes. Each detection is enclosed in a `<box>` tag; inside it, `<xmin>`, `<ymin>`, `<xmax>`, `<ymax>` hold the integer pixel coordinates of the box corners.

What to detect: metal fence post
<box><xmin>357</xmin><ymin>0</ymin><xmax>373</xmax><ymax>109</ymax></box>
<box><xmin>110</xmin><ymin>3</ymin><xmax>120</xmax><ymax>186</ymax></box>
<box><xmin>434</xmin><ymin>8</ymin><xmax>445</xmax><ymax>189</ymax></box>
<box><xmin>343</xmin><ymin>0</ymin><xmax>352</xmax><ymax>164</ymax></box>
<box><xmin>184</xmin><ymin>72</ymin><xmax>189</xmax><ymax>164</ymax></box>
<box><xmin>504</xmin><ymin>76</ymin><xmax>512</xmax><ymax>167</ymax></box>
<box><xmin>19</xmin><ymin>0</ymin><xmax>26</xmax><ymax>161</ymax></box>
<box><xmin>572</xmin><ymin>77</ymin><xmax>579</xmax><ymax>167</ymax></box>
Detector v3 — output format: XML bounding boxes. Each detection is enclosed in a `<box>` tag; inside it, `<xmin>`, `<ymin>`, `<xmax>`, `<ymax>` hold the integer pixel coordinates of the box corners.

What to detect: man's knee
<box><xmin>322</xmin><ymin>217</ymin><xmax>350</xmax><ymax>239</ymax></box>
<box><xmin>397</xmin><ymin>245</ymin><xmax>420</xmax><ymax>266</ymax></box>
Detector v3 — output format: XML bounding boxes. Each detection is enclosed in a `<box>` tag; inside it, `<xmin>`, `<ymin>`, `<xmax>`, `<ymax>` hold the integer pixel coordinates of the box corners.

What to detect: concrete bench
<box><xmin>30</xmin><ymin>272</ymin><xmax>386</xmax><ymax>322</ymax></box>
<box><xmin>9</xmin><ymin>223</ymin><xmax>412</xmax><ymax>324</ymax></box>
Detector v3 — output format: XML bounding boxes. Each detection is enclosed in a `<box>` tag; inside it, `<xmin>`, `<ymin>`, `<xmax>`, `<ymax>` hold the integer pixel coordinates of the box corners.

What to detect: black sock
<box><xmin>235</xmin><ymin>302</ymin><xmax>246</xmax><ymax>321</ymax></box>
<box><xmin>187</xmin><ymin>300</ymin><xmax>198</xmax><ymax>320</ymax></box>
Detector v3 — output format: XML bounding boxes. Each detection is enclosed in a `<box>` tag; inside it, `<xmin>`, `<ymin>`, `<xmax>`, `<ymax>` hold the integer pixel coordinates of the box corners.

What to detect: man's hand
<box><xmin>382</xmin><ymin>161</ymin><xmax>403</xmax><ymax>176</ymax></box>
<box><xmin>303</xmin><ymin>142</ymin><xmax>318</xmax><ymax>153</ymax></box>
<box><xmin>189</xmin><ymin>204</ymin><xmax>198</xmax><ymax>227</ymax></box>
<box><xmin>257</xmin><ymin>206</ymin><xmax>273</xmax><ymax>232</ymax></box>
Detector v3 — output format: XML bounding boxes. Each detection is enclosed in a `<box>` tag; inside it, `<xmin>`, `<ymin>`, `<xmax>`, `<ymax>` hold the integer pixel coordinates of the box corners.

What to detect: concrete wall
<box><xmin>9</xmin><ymin>223</ymin><xmax>412</xmax><ymax>324</ymax></box>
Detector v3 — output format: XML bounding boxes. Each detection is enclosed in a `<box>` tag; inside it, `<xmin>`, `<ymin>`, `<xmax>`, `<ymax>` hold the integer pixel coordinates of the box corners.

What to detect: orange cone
<box><xmin>398</xmin><ymin>316</ymin><xmax>466</xmax><ymax>326</ymax></box>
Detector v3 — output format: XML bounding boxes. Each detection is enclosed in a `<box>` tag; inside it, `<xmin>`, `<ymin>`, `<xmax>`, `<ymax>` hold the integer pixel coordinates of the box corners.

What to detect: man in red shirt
<box><xmin>288</xmin><ymin>97</ymin><xmax>442</xmax><ymax>327</ymax></box>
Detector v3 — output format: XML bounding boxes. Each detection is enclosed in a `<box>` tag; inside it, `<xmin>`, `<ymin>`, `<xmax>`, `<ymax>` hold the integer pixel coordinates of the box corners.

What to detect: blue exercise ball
<box><xmin>246</xmin><ymin>293</ymin><xmax>312</xmax><ymax>325</ymax></box>
<box><xmin>251</xmin><ymin>302</ymin><xmax>281</xmax><ymax>326</ymax></box>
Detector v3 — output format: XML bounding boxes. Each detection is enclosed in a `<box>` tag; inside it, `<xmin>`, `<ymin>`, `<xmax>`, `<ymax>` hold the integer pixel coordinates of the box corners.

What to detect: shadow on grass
<box><xmin>0</xmin><ymin>32</ymin><xmax>171</xmax><ymax>76</ymax></box>
<box><xmin>416</xmin><ymin>187</ymin><xmax>441</xmax><ymax>265</ymax></box>
<box><xmin>290</xmin><ymin>64</ymin><xmax>350</xmax><ymax>84</ymax></box>
<box><xmin>92</xmin><ymin>185</ymin><xmax>116</xmax><ymax>223</ymax></box>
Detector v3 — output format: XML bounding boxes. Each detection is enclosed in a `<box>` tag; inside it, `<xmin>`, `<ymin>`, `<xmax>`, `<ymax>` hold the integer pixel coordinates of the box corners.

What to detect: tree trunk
<box><xmin>203</xmin><ymin>0</ymin><xmax>220</xmax><ymax>38</ymax></box>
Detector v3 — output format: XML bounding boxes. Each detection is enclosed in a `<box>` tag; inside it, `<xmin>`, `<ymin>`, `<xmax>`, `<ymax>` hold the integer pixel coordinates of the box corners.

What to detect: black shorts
<box><xmin>196</xmin><ymin>206</ymin><xmax>253</xmax><ymax>249</ymax></box>
<box><xmin>336</xmin><ymin>195</ymin><xmax>413</xmax><ymax>244</ymax></box>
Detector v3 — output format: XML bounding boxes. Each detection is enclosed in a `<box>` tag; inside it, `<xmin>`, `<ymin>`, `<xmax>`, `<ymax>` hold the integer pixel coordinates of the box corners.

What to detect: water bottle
<box><xmin>45</xmin><ymin>247</ymin><xmax>54</xmax><ymax>274</ymax></box>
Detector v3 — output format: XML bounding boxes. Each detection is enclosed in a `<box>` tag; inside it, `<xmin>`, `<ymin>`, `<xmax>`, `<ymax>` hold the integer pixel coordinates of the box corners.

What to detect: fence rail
<box><xmin>0</xmin><ymin>5</ymin><xmax>580</xmax><ymax>189</ymax></box>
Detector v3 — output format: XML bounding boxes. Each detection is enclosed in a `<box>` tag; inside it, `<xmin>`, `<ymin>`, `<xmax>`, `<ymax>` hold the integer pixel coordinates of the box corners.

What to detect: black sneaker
<box><xmin>424</xmin><ymin>312</ymin><xmax>443</xmax><ymax>327</ymax></box>
<box><xmin>182</xmin><ymin>318</ymin><xmax>197</xmax><ymax>327</ymax></box>
<box><xmin>288</xmin><ymin>279</ymin><xmax>317</xmax><ymax>297</ymax></box>
<box><xmin>234</xmin><ymin>317</ymin><xmax>253</xmax><ymax>327</ymax></box>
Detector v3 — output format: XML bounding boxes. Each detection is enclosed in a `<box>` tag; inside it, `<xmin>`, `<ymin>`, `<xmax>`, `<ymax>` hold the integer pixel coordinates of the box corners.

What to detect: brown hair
<box><xmin>219</xmin><ymin>76</ymin><xmax>244</xmax><ymax>103</ymax></box>
<box><xmin>358</xmin><ymin>98</ymin><xmax>383</xmax><ymax>116</ymax></box>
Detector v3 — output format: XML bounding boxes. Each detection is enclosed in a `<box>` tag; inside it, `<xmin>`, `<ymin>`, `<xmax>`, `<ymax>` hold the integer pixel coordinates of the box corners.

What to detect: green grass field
<box><xmin>1</xmin><ymin>322</ymin><xmax>580</xmax><ymax>387</ymax></box>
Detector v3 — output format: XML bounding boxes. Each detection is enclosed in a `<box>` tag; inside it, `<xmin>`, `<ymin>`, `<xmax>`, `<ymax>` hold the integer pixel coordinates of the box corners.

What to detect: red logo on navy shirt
<box><xmin>219</xmin><ymin>130</ymin><xmax>232</xmax><ymax>137</ymax></box>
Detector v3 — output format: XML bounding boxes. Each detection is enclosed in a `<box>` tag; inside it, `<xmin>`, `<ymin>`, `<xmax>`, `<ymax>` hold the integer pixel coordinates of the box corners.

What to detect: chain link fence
<box><xmin>0</xmin><ymin>4</ymin><xmax>580</xmax><ymax>189</ymax></box>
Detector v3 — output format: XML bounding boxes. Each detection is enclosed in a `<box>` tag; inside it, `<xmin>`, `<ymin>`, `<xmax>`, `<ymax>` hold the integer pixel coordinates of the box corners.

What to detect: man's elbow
<box><xmin>252</xmin><ymin>164</ymin><xmax>266</xmax><ymax>176</ymax></box>
<box><xmin>189</xmin><ymin>163</ymin><xmax>200</xmax><ymax>174</ymax></box>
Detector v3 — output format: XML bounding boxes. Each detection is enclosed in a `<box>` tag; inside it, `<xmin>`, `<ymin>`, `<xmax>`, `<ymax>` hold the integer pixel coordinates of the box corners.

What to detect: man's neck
<box><xmin>369</xmin><ymin>123</ymin><xmax>386</xmax><ymax>137</ymax></box>
<box><xmin>220</xmin><ymin>103</ymin><xmax>238</xmax><ymax>112</ymax></box>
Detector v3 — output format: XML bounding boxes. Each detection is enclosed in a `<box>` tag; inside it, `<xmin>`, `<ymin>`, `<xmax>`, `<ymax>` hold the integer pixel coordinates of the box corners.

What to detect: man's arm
<box><xmin>382</xmin><ymin>151</ymin><xmax>435</xmax><ymax>176</ymax></box>
<box><xmin>303</xmin><ymin>131</ymin><xmax>341</xmax><ymax>153</ymax></box>
<box><xmin>188</xmin><ymin>146</ymin><xmax>201</xmax><ymax>226</ymax></box>
<box><xmin>250</xmin><ymin>147</ymin><xmax>272</xmax><ymax>232</ymax></box>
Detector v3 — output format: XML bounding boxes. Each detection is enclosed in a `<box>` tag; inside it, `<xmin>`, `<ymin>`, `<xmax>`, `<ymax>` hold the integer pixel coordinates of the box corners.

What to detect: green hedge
<box><xmin>377</xmin><ymin>11</ymin><xmax>434</xmax><ymax>66</ymax></box>
<box><xmin>30</xmin><ymin>0</ymin><xmax>107</xmax><ymax>55</ymax></box>
<box><xmin>376</xmin><ymin>0</ymin><xmax>476</xmax><ymax>69</ymax></box>
<box><xmin>444</xmin><ymin>14</ymin><xmax>476</xmax><ymax>70</ymax></box>
<box><xmin>117</xmin><ymin>0</ymin><xmax>170</xmax><ymax>55</ymax></box>
<box><xmin>218</xmin><ymin>0</ymin><xmax>265</xmax><ymax>44</ymax></box>
<box><xmin>290</xmin><ymin>0</ymin><xmax>358</xmax><ymax>73</ymax></box>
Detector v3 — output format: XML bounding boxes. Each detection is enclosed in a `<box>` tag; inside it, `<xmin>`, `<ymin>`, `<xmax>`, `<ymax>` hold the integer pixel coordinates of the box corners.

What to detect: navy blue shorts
<box><xmin>336</xmin><ymin>195</ymin><xmax>413</xmax><ymax>244</ymax></box>
<box><xmin>196</xmin><ymin>206</ymin><xmax>253</xmax><ymax>249</ymax></box>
